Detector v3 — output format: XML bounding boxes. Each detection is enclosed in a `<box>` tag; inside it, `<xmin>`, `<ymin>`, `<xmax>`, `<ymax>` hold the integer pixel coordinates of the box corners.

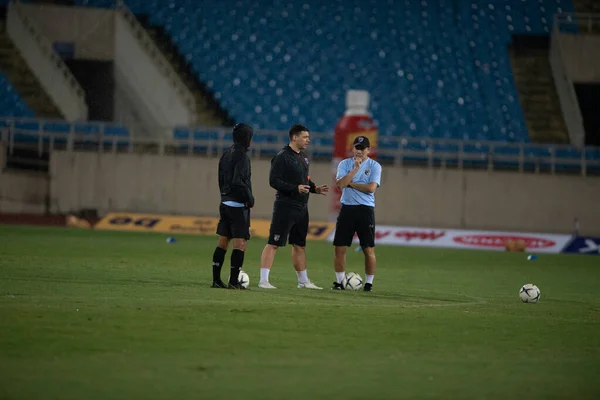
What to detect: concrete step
<box><xmin>510</xmin><ymin>48</ymin><xmax>570</xmax><ymax>144</ymax></box>
<box><xmin>513</xmin><ymin>70</ymin><xmax>552</xmax><ymax>79</ymax></box>
<box><xmin>0</xmin><ymin>25</ymin><xmax>60</xmax><ymax>117</ymax></box>
<box><xmin>529</xmin><ymin>121</ymin><xmax>566</xmax><ymax>131</ymax></box>
<box><xmin>139</xmin><ymin>18</ymin><xmax>230</xmax><ymax>127</ymax></box>
<box><xmin>514</xmin><ymin>77</ymin><xmax>552</xmax><ymax>85</ymax></box>
<box><xmin>522</xmin><ymin>108</ymin><xmax>562</xmax><ymax>116</ymax></box>
<box><xmin>530</xmin><ymin>132</ymin><xmax>570</xmax><ymax>144</ymax></box>
<box><xmin>528</xmin><ymin>123</ymin><xmax>567</xmax><ymax>133</ymax></box>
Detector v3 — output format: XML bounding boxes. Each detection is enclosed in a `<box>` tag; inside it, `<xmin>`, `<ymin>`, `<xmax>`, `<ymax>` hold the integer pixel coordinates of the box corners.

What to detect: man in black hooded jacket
<box><xmin>211</xmin><ymin>123</ymin><xmax>254</xmax><ymax>289</ymax></box>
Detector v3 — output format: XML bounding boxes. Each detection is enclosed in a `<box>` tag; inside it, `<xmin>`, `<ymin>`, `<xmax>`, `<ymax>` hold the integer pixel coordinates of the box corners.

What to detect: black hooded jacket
<box><xmin>218</xmin><ymin>124</ymin><xmax>254</xmax><ymax>207</ymax></box>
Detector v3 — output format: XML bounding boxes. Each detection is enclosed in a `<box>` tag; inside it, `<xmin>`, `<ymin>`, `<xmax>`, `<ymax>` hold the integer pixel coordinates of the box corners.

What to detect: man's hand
<box><xmin>353</xmin><ymin>158</ymin><xmax>363</xmax><ymax>169</ymax></box>
<box><xmin>298</xmin><ymin>185</ymin><xmax>311</xmax><ymax>194</ymax></box>
<box><xmin>315</xmin><ymin>184</ymin><xmax>329</xmax><ymax>195</ymax></box>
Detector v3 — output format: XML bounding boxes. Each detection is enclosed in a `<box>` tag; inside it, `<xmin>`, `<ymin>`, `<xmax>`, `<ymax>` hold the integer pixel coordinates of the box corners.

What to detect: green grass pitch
<box><xmin>1</xmin><ymin>224</ymin><xmax>599</xmax><ymax>399</ymax></box>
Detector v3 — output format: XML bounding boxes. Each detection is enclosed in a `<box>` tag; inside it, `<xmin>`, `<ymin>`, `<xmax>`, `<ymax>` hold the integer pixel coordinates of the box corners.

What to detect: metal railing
<box><xmin>1</xmin><ymin>118</ymin><xmax>599</xmax><ymax>176</ymax></box>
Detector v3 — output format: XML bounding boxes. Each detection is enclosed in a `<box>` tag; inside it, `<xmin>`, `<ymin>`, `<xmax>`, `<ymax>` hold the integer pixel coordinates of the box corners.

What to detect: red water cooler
<box><xmin>330</xmin><ymin>90</ymin><xmax>378</xmax><ymax>221</ymax></box>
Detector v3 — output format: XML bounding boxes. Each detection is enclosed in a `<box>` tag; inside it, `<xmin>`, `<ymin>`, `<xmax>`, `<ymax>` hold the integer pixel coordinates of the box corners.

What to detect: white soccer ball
<box><xmin>238</xmin><ymin>271</ymin><xmax>250</xmax><ymax>289</ymax></box>
<box><xmin>519</xmin><ymin>283</ymin><xmax>541</xmax><ymax>303</ymax></box>
<box><xmin>343</xmin><ymin>272</ymin><xmax>363</xmax><ymax>291</ymax></box>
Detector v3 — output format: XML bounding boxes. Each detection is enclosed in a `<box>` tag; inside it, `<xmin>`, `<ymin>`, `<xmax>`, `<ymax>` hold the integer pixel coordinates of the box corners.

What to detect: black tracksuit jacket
<box><xmin>269</xmin><ymin>145</ymin><xmax>317</xmax><ymax>208</ymax></box>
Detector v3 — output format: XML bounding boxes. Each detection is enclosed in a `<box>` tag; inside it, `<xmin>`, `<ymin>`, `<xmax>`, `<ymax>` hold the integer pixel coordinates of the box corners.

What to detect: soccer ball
<box><xmin>519</xmin><ymin>284</ymin><xmax>541</xmax><ymax>303</ymax></box>
<box><xmin>343</xmin><ymin>272</ymin><xmax>363</xmax><ymax>291</ymax></box>
<box><xmin>238</xmin><ymin>271</ymin><xmax>250</xmax><ymax>289</ymax></box>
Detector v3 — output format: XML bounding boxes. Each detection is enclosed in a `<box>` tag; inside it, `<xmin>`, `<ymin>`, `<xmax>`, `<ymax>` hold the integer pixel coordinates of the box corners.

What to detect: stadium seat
<box><xmin>21</xmin><ymin>0</ymin><xmax>564</xmax><ymax>142</ymax></box>
<box><xmin>0</xmin><ymin>73</ymin><xmax>34</xmax><ymax>118</ymax></box>
<box><xmin>63</xmin><ymin>0</ymin><xmax>598</xmax><ymax>170</ymax></box>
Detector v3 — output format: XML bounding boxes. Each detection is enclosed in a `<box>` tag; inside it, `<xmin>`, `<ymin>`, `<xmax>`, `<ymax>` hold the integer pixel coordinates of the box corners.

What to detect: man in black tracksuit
<box><xmin>211</xmin><ymin>123</ymin><xmax>254</xmax><ymax>289</ymax></box>
<box><xmin>258</xmin><ymin>124</ymin><xmax>329</xmax><ymax>289</ymax></box>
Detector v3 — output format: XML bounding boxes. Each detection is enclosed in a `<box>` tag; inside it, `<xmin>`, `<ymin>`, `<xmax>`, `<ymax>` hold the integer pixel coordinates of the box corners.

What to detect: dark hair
<box><xmin>289</xmin><ymin>124</ymin><xmax>309</xmax><ymax>140</ymax></box>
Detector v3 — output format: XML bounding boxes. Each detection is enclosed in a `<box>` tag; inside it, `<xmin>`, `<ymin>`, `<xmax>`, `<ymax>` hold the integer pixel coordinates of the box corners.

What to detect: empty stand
<box><xmin>73</xmin><ymin>0</ymin><xmax>573</xmax><ymax>143</ymax></box>
<box><xmin>2</xmin><ymin>0</ymin><xmax>598</xmax><ymax>173</ymax></box>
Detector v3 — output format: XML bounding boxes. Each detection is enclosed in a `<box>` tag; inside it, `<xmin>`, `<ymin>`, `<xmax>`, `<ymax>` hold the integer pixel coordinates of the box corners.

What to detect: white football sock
<box><xmin>335</xmin><ymin>272</ymin><xmax>345</xmax><ymax>284</ymax></box>
<box><xmin>260</xmin><ymin>268</ymin><xmax>270</xmax><ymax>282</ymax></box>
<box><xmin>366</xmin><ymin>275</ymin><xmax>374</xmax><ymax>284</ymax></box>
<box><xmin>297</xmin><ymin>269</ymin><xmax>308</xmax><ymax>284</ymax></box>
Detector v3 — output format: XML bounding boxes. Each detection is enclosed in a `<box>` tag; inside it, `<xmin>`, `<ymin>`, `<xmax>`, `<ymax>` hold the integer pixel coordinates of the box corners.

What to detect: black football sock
<box><xmin>229</xmin><ymin>249</ymin><xmax>245</xmax><ymax>284</ymax></box>
<box><xmin>212</xmin><ymin>247</ymin><xmax>227</xmax><ymax>282</ymax></box>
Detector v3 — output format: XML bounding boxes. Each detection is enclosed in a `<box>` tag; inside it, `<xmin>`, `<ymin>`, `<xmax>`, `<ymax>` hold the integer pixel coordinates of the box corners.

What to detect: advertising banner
<box><xmin>561</xmin><ymin>236</ymin><xmax>600</xmax><ymax>256</ymax></box>
<box><xmin>95</xmin><ymin>213</ymin><xmax>576</xmax><ymax>253</ymax></box>
<box><xmin>95</xmin><ymin>212</ymin><xmax>335</xmax><ymax>241</ymax></box>
<box><xmin>325</xmin><ymin>225</ymin><xmax>572</xmax><ymax>253</ymax></box>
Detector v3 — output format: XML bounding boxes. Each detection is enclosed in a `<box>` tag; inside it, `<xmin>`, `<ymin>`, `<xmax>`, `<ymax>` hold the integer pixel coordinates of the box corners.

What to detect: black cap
<box><xmin>353</xmin><ymin>136</ymin><xmax>370</xmax><ymax>149</ymax></box>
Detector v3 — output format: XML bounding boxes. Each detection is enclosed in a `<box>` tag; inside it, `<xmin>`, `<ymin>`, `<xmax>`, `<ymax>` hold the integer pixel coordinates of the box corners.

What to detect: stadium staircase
<box><xmin>0</xmin><ymin>20</ymin><xmax>61</xmax><ymax>119</ymax></box>
<box><xmin>135</xmin><ymin>15</ymin><xmax>232</xmax><ymax>128</ymax></box>
<box><xmin>509</xmin><ymin>38</ymin><xmax>569</xmax><ymax>144</ymax></box>
<box><xmin>573</xmin><ymin>0</ymin><xmax>600</xmax><ymax>14</ymax></box>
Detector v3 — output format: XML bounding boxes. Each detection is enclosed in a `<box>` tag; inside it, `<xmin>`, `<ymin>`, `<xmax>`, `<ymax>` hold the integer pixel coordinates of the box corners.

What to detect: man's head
<box><xmin>352</xmin><ymin>136</ymin><xmax>371</xmax><ymax>159</ymax></box>
<box><xmin>232</xmin><ymin>123</ymin><xmax>253</xmax><ymax>149</ymax></box>
<box><xmin>289</xmin><ymin>124</ymin><xmax>310</xmax><ymax>151</ymax></box>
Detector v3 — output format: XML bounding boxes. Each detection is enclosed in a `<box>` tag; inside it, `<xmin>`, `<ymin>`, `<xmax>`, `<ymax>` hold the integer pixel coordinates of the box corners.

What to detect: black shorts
<box><xmin>216</xmin><ymin>203</ymin><xmax>250</xmax><ymax>240</ymax></box>
<box><xmin>333</xmin><ymin>205</ymin><xmax>375</xmax><ymax>248</ymax></box>
<box><xmin>267</xmin><ymin>201</ymin><xmax>309</xmax><ymax>247</ymax></box>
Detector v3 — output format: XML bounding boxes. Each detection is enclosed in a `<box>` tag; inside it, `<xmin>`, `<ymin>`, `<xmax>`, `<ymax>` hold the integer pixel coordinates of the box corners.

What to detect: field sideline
<box><xmin>1</xmin><ymin>224</ymin><xmax>599</xmax><ymax>399</ymax></box>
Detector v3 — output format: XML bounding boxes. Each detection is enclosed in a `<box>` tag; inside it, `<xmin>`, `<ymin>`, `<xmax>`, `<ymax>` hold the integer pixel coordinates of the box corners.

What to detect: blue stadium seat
<box><xmin>74</xmin><ymin>123</ymin><xmax>101</xmax><ymax>135</ymax></box>
<box><xmin>103</xmin><ymin>125</ymin><xmax>129</xmax><ymax>137</ymax></box>
<box><xmin>0</xmin><ymin>73</ymin><xmax>34</xmax><ymax>118</ymax></box>
<box><xmin>556</xmin><ymin>147</ymin><xmax>583</xmax><ymax>159</ymax></box>
<box><xmin>192</xmin><ymin>130</ymin><xmax>219</xmax><ymax>141</ymax></box>
<box><xmin>173</xmin><ymin>127</ymin><xmax>192</xmax><ymax>140</ymax></box>
<box><xmin>42</xmin><ymin>122</ymin><xmax>70</xmax><ymax>133</ymax></box>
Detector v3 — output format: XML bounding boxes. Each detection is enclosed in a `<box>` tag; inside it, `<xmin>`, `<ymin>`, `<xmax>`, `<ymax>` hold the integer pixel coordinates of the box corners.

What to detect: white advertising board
<box><xmin>327</xmin><ymin>225</ymin><xmax>572</xmax><ymax>253</ymax></box>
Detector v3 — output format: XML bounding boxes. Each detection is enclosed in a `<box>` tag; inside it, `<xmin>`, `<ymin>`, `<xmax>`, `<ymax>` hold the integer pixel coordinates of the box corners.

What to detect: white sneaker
<box><xmin>258</xmin><ymin>280</ymin><xmax>277</xmax><ymax>289</ymax></box>
<box><xmin>297</xmin><ymin>281</ymin><xmax>323</xmax><ymax>290</ymax></box>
